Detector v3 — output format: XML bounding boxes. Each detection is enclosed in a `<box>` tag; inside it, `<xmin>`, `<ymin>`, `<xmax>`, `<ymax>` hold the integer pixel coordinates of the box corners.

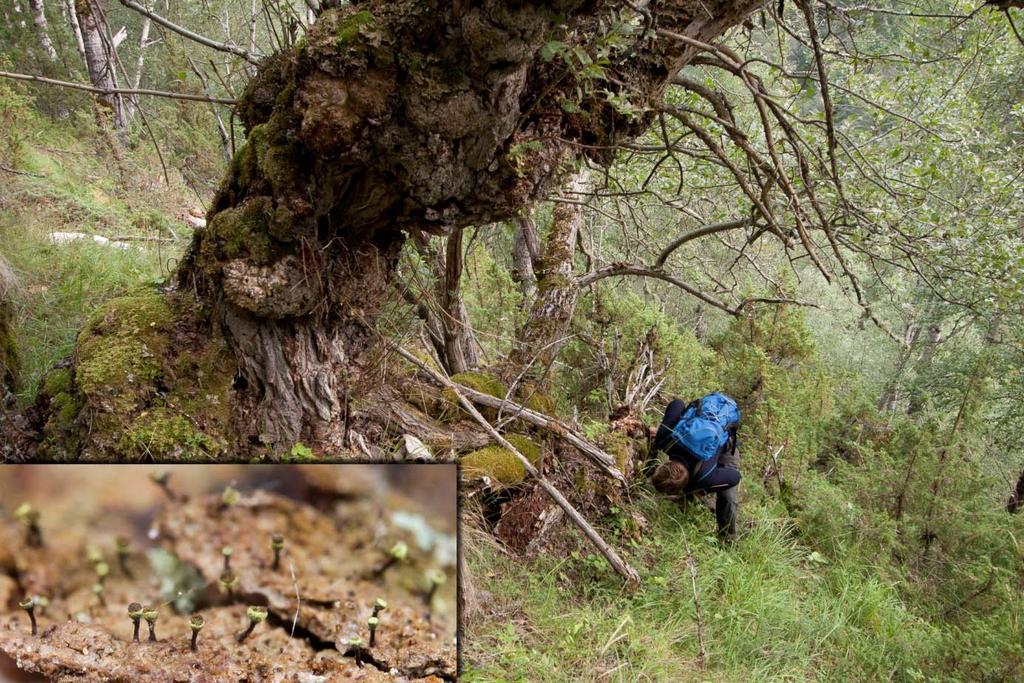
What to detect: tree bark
<box><xmin>75</xmin><ymin>0</ymin><xmax>127</xmax><ymax>129</ymax></box>
<box><xmin>1008</xmin><ymin>469</ymin><xmax>1024</xmax><ymax>514</ymax></box>
<box><xmin>401</xmin><ymin>231</ymin><xmax>479</xmax><ymax>376</ymax></box>
<box><xmin>27</xmin><ymin>0</ymin><xmax>59</xmax><ymax>62</ymax></box>
<box><xmin>511</xmin><ymin>214</ymin><xmax>540</xmax><ymax>310</ymax></box>
<box><xmin>157</xmin><ymin>0</ymin><xmax>765</xmax><ymax>455</ymax></box>
<box><xmin>421</xmin><ymin>229</ymin><xmax>479</xmax><ymax>375</ymax></box>
<box><xmin>63</xmin><ymin>0</ymin><xmax>87</xmax><ymax>64</ymax></box>
<box><xmin>506</xmin><ymin>170</ymin><xmax>588</xmax><ymax>385</ymax></box>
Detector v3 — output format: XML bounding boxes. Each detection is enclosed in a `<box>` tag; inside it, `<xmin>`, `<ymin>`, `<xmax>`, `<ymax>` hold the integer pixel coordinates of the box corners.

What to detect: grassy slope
<box><xmin>465</xmin><ymin>490</ymin><xmax>942</xmax><ymax>682</ymax></box>
<box><xmin>0</xmin><ymin>100</ymin><xmax>201</xmax><ymax>403</ymax></box>
<box><xmin>463</xmin><ymin>310</ymin><xmax>1024</xmax><ymax>681</ymax></box>
<box><xmin>466</xmin><ymin>471</ymin><xmax>1024</xmax><ymax>681</ymax></box>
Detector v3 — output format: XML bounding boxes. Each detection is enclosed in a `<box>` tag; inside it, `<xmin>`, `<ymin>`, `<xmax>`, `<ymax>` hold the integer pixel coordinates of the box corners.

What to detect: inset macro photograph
<box><xmin>0</xmin><ymin>464</ymin><xmax>456</xmax><ymax>682</ymax></box>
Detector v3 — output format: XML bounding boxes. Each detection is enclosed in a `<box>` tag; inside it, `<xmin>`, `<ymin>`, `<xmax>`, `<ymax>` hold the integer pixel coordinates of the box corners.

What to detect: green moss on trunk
<box><xmin>462</xmin><ymin>434</ymin><xmax>542</xmax><ymax>485</ymax></box>
<box><xmin>37</xmin><ymin>287</ymin><xmax>235</xmax><ymax>460</ymax></box>
<box><xmin>75</xmin><ymin>290</ymin><xmax>174</xmax><ymax>415</ymax></box>
<box><xmin>117</xmin><ymin>408</ymin><xmax>219</xmax><ymax>459</ymax></box>
<box><xmin>0</xmin><ymin>303</ymin><xmax>17</xmax><ymax>394</ymax></box>
<box><xmin>336</xmin><ymin>9</ymin><xmax>375</xmax><ymax>45</ymax></box>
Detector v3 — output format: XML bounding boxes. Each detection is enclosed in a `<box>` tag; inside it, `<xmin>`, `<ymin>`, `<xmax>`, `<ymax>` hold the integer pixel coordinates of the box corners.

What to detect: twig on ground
<box><xmin>108</xmin><ymin>235</ymin><xmax>178</xmax><ymax>243</ymax></box>
<box><xmin>687</xmin><ymin>556</ymin><xmax>707</xmax><ymax>669</ymax></box>
<box><xmin>0</xmin><ymin>165</ymin><xmax>45</xmax><ymax>178</ymax></box>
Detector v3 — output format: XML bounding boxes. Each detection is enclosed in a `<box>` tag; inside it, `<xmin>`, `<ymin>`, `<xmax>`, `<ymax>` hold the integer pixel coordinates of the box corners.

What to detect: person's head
<box><xmin>651</xmin><ymin>459</ymin><xmax>689</xmax><ymax>494</ymax></box>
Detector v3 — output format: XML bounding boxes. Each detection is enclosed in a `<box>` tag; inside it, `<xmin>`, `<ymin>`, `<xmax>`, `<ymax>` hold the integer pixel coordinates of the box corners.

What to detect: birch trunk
<box><xmin>63</xmin><ymin>0</ymin><xmax>87</xmax><ymax>63</ymax></box>
<box><xmin>27</xmin><ymin>0</ymin><xmax>59</xmax><ymax>62</ymax></box>
<box><xmin>75</xmin><ymin>0</ymin><xmax>127</xmax><ymax>129</ymax></box>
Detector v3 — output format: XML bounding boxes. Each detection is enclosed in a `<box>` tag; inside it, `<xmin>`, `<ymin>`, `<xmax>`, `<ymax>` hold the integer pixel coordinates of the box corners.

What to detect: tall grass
<box><xmin>464</xmin><ymin>484</ymin><xmax>953</xmax><ymax>682</ymax></box>
<box><xmin>0</xmin><ymin>95</ymin><xmax>199</xmax><ymax>402</ymax></box>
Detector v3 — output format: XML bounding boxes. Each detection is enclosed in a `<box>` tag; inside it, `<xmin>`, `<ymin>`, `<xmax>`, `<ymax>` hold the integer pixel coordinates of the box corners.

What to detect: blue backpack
<box><xmin>670</xmin><ymin>392</ymin><xmax>740</xmax><ymax>481</ymax></box>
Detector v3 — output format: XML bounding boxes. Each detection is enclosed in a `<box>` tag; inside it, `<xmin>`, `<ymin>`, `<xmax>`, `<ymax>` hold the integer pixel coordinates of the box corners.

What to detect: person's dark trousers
<box><xmin>715</xmin><ymin>445</ymin><xmax>741</xmax><ymax>540</ymax></box>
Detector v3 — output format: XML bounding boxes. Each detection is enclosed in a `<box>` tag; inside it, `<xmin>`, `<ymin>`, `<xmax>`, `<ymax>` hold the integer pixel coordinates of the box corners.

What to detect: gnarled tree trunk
<box><xmin>42</xmin><ymin>0</ymin><xmax>765</xmax><ymax>456</ymax></box>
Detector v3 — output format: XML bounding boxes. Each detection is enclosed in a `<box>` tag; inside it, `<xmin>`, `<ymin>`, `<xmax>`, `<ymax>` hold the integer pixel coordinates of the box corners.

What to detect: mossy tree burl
<box><xmin>48</xmin><ymin>0</ymin><xmax>764</xmax><ymax>456</ymax></box>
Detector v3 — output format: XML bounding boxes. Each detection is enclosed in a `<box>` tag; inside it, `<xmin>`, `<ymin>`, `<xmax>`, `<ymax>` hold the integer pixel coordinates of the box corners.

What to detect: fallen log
<box><xmin>389</xmin><ymin>342</ymin><xmax>640</xmax><ymax>585</ymax></box>
<box><xmin>392</xmin><ymin>347</ymin><xmax>627</xmax><ymax>484</ymax></box>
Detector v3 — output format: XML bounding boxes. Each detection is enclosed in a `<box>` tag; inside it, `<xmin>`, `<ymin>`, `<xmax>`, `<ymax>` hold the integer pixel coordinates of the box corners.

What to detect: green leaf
<box><xmin>540</xmin><ymin>41</ymin><xmax>566</xmax><ymax>62</ymax></box>
<box><xmin>808</xmin><ymin>551</ymin><xmax>829</xmax><ymax>565</ymax></box>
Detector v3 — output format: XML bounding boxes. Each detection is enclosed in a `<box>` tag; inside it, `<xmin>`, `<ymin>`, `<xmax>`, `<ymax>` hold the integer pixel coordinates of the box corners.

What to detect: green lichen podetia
<box><xmin>462</xmin><ymin>434</ymin><xmax>542</xmax><ymax>485</ymax></box>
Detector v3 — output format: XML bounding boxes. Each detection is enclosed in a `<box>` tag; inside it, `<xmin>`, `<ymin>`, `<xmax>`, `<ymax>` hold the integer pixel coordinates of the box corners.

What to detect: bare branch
<box><xmin>797</xmin><ymin>0</ymin><xmax>848</xmax><ymax>211</ymax></box>
<box><xmin>0</xmin><ymin>70</ymin><xmax>237</xmax><ymax>105</ymax></box>
<box><xmin>116</xmin><ymin>0</ymin><xmax>262</xmax><ymax>64</ymax></box>
<box><xmin>578</xmin><ymin>264</ymin><xmax>736</xmax><ymax>315</ymax></box>
<box><xmin>578</xmin><ymin>265</ymin><xmax>819</xmax><ymax>315</ymax></box>
<box><xmin>654</xmin><ymin>217</ymin><xmax>752</xmax><ymax>269</ymax></box>
<box><xmin>1006</xmin><ymin>8</ymin><xmax>1024</xmax><ymax>46</ymax></box>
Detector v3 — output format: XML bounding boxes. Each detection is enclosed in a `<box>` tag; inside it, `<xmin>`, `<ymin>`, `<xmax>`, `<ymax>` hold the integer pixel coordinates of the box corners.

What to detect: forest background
<box><xmin>0</xmin><ymin>0</ymin><xmax>1023</xmax><ymax>679</ymax></box>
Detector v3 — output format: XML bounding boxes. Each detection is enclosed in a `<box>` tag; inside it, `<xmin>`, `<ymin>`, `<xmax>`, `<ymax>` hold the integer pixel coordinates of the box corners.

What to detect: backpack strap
<box><xmin>695</xmin><ymin>462</ymin><xmax>718</xmax><ymax>483</ymax></box>
<box><xmin>694</xmin><ymin>454</ymin><xmax>718</xmax><ymax>483</ymax></box>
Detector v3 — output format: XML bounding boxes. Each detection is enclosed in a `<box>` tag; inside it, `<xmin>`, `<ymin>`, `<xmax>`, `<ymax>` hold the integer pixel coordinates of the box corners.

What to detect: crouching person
<box><xmin>650</xmin><ymin>395</ymin><xmax>742</xmax><ymax>540</ymax></box>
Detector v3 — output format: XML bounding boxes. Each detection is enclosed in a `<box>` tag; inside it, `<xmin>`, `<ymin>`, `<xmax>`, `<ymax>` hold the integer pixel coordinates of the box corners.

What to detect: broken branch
<box><xmin>392</xmin><ymin>344</ymin><xmax>626</xmax><ymax>484</ymax></box>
